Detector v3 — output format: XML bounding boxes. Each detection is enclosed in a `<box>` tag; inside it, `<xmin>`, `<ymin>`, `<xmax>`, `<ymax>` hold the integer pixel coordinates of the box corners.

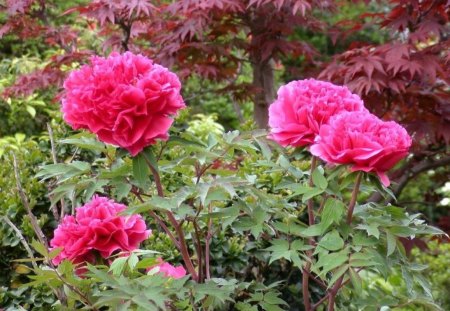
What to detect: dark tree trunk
<box><xmin>251</xmin><ymin>58</ymin><xmax>275</xmax><ymax>128</ymax></box>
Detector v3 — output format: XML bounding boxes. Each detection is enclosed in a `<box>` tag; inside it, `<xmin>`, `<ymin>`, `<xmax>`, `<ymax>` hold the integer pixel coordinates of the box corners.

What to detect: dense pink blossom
<box><xmin>268</xmin><ymin>79</ymin><xmax>366</xmax><ymax>147</ymax></box>
<box><xmin>310</xmin><ymin>111</ymin><xmax>412</xmax><ymax>186</ymax></box>
<box><xmin>148</xmin><ymin>258</ymin><xmax>187</xmax><ymax>279</ymax></box>
<box><xmin>62</xmin><ymin>52</ymin><xmax>185</xmax><ymax>156</ymax></box>
<box><xmin>51</xmin><ymin>196</ymin><xmax>150</xmax><ymax>266</ymax></box>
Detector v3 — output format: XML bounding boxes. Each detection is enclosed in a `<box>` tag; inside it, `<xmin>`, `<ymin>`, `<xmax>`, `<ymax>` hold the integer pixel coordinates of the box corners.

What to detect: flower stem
<box><xmin>327</xmin><ymin>171</ymin><xmax>363</xmax><ymax>311</ymax></box>
<box><xmin>346</xmin><ymin>171</ymin><xmax>363</xmax><ymax>225</ymax></box>
<box><xmin>302</xmin><ymin>156</ymin><xmax>318</xmax><ymax>311</ymax></box>
<box><xmin>147</xmin><ymin>161</ymin><xmax>199</xmax><ymax>282</ymax></box>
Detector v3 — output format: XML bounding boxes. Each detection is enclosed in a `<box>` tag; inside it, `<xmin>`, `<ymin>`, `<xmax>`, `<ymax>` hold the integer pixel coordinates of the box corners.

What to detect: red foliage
<box><xmin>1</xmin><ymin>0</ymin><xmax>448</xmax><ymax>156</ymax></box>
<box><xmin>320</xmin><ymin>0</ymin><xmax>449</xmax><ymax>152</ymax></box>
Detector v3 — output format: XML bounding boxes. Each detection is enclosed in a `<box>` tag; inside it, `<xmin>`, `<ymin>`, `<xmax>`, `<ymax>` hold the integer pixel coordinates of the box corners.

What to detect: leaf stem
<box><xmin>205</xmin><ymin>203</ymin><xmax>213</xmax><ymax>280</ymax></box>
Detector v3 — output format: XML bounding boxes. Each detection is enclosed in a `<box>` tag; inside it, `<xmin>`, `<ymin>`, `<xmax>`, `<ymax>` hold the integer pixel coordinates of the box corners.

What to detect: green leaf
<box><xmin>352</xmin><ymin>232</ymin><xmax>378</xmax><ymax>246</ymax></box>
<box><xmin>266</xmin><ymin>239</ymin><xmax>289</xmax><ymax>253</ymax></box>
<box><xmin>314</xmin><ymin>249</ymin><xmax>349</xmax><ymax>276</ymax></box>
<box><xmin>386</xmin><ymin>231</ymin><xmax>396</xmax><ymax>256</ymax></box>
<box><xmin>26</xmin><ymin>105</ymin><xmax>36</xmax><ymax>117</ymax></box>
<box><xmin>299</xmin><ymin>224</ymin><xmax>323</xmax><ymax>237</ymax></box>
<box><xmin>302</xmin><ymin>187</ymin><xmax>325</xmax><ymax>202</ymax></box>
<box><xmin>263</xmin><ymin>292</ymin><xmax>287</xmax><ymax>305</ymax></box>
<box><xmin>349</xmin><ymin>252</ymin><xmax>379</xmax><ymax>267</ymax></box>
<box><xmin>356</xmin><ymin>223</ymin><xmax>380</xmax><ymax>239</ymax></box>
<box><xmin>31</xmin><ymin>239</ymin><xmax>48</xmax><ymax>257</ymax></box>
<box><xmin>320</xmin><ymin>198</ymin><xmax>345</xmax><ymax>230</ymax></box>
<box><xmin>312</xmin><ymin>168</ymin><xmax>328</xmax><ymax>190</ymax></box>
<box><xmin>415</xmin><ymin>273</ymin><xmax>432</xmax><ymax>298</ymax></box>
<box><xmin>349</xmin><ymin>268</ymin><xmax>362</xmax><ymax>295</ymax></box>
<box><xmin>60</xmin><ymin>136</ymin><xmax>106</xmax><ymax>152</ymax></box>
<box><xmin>132</xmin><ymin>153</ymin><xmax>150</xmax><ymax>187</ymax></box>
<box><xmin>128</xmin><ymin>253</ymin><xmax>139</xmax><ymax>270</ymax></box>
<box><xmin>109</xmin><ymin>257</ymin><xmax>128</xmax><ymax>276</ymax></box>
<box><xmin>48</xmin><ymin>247</ymin><xmax>62</xmax><ymax>260</ymax></box>
<box><xmin>260</xmin><ymin>302</ymin><xmax>284</xmax><ymax>311</ymax></box>
<box><xmin>317</xmin><ymin>230</ymin><xmax>344</xmax><ymax>251</ymax></box>
<box><xmin>328</xmin><ymin>264</ymin><xmax>348</xmax><ymax>288</ymax></box>
<box><xmin>141</xmin><ymin>147</ymin><xmax>159</xmax><ymax>173</ymax></box>
<box><xmin>255</xmin><ymin>137</ymin><xmax>272</xmax><ymax>160</ymax></box>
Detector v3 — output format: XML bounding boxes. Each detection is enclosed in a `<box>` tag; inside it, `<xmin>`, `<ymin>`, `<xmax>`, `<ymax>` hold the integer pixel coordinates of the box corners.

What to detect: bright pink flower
<box><xmin>268</xmin><ymin>79</ymin><xmax>366</xmax><ymax>147</ymax></box>
<box><xmin>62</xmin><ymin>52</ymin><xmax>185</xmax><ymax>156</ymax></box>
<box><xmin>148</xmin><ymin>258</ymin><xmax>186</xmax><ymax>279</ymax></box>
<box><xmin>310</xmin><ymin>111</ymin><xmax>412</xmax><ymax>187</ymax></box>
<box><xmin>50</xmin><ymin>216</ymin><xmax>96</xmax><ymax>266</ymax></box>
<box><xmin>50</xmin><ymin>196</ymin><xmax>151</xmax><ymax>266</ymax></box>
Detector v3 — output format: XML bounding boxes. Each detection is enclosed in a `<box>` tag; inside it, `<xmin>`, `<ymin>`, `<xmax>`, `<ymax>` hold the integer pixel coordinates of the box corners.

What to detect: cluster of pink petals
<box><xmin>268</xmin><ymin>79</ymin><xmax>412</xmax><ymax>186</ymax></box>
<box><xmin>62</xmin><ymin>52</ymin><xmax>185</xmax><ymax>156</ymax></box>
<box><xmin>148</xmin><ymin>258</ymin><xmax>186</xmax><ymax>279</ymax></box>
<box><xmin>268</xmin><ymin>79</ymin><xmax>366</xmax><ymax>147</ymax></box>
<box><xmin>310</xmin><ymin>111</ymin><xmax>412</xmax><ymax>187</ymax></box>
<box><xmin>50</xmin><ymin>196</ymin><xmax>151</xmax><ymax>266</ymax></box>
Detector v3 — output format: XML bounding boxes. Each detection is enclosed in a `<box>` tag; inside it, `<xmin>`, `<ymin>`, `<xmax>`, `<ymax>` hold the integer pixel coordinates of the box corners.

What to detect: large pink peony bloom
<box><xmin>50</xmin><ymin>196</ymin><xmax>151</xmax><ymax>266</ymax></box>
<box><xmin>268</xmin><ymin>79</ymin><xmax>366</xmax><ymax>147</ymax></box>
<box><xmin>62</xmin><ymin>52</ymin><xmax>185</xmax><ymax>156</ymax></box>
<box><xmin>310</xmin><ymin>111</ymin><xmax>412</xmax><ymax>187</ymax></box>
<box><xmin>148</xmin><ymin>258</ymin><xmax>187</xmax><ymax>279</ymax></box>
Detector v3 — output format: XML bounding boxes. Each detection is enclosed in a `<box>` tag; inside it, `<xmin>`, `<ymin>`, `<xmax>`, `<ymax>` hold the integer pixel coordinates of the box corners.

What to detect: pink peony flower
<box><xmin>50</xmin><ymin>215</ymin><xmax>96</xmax><ymax>266</ymax></box>
<box><xmin>62</xmin><ymin>52</ymin><xmax>186</xmax><ymax>156</ymax></box>
<box><xmin>50</xmin><ymin>196</ymin><xmax>151</xmax><ymax>266</ymax></box>
<box><xmin>310</xmin><ymin>111</ymin><xmax>412</xmax><ymax>187</ymax></box>
<box><xmin>268</xmin><ymin>79</ymin><xmax>366</xmax><ymax>147</ymax></box>
<box><xmin>148</xmin><ymin>258</ymin><xmax>187</xmax><ymax>279</ymax></box>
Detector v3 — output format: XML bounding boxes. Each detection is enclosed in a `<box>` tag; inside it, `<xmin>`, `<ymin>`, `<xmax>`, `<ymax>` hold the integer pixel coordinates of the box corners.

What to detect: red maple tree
<box><xmin>1</xmin><ymin>0</ymin><xmax>449</xmax><ymax>201</ymax></box>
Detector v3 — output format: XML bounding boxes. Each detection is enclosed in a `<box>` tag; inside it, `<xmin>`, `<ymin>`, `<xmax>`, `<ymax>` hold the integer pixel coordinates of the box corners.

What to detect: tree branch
<box><xmin>12</xmin><ymin>153</ymin><xmax>49</xmax><ymax>248</ymax></box>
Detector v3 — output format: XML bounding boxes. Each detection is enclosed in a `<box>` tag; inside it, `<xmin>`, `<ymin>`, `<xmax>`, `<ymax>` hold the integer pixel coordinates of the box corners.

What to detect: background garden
<box><xmin>0</xmin><ymin>0</ymin><xmax>449</xmax><ymax>310</ymax></box>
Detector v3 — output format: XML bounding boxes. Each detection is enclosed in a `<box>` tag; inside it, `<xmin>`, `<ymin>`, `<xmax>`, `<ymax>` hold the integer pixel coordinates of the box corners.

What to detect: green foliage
<box><xmin>15</xmin><ymin>124</ymin><xmax>442</xmax><ymax>310</ymax></box>
<box><xmin>410</xmin><ymin>242</ymin><xmax>450</xmax><ymax>309</ymax></box>
<box><xmin>0</xmin><ymin>57</ymin><xmax>57</xmax><ymax>137</ymax></box>
<box><xmin>0</xmin><ymin>136</ymin><xmax>55</xmax><ymax>309</ymax></box>
<box><xmin>187</xmin><ymin>114</ymin><xmax>225</xmax><ymax>142</ymax></box>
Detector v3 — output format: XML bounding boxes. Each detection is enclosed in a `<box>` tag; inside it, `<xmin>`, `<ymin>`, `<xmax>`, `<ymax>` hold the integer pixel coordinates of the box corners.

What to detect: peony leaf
<box><xmin>312</xmin><ymin>168</ymin><xmax>328</xmax><ymax>190</ymax></box>
<box><xmin>109</xmin><ymin>256</ymin><xmax>128</xmax><ymax>276</ymax></box>
<box><xmin>132</xmin><ymin>153</ymin><xmax>150</xmax><ymax>188</ymax></box>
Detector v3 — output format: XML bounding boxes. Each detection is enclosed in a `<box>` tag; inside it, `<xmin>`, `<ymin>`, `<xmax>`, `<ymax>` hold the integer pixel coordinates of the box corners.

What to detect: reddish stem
<box><xmin>205</xmin><ymin>204</ymin><xmax>213</xmax><ymax>280</ymax></box>
<box><xmin>147</xmin><ymin>161</ymin><xmax>199</xmax><ymax>282</ymax></box>
<box><xmin>327</xmin><ymin>172</ymin><xmax>363</xmax><ymax>311</ymax></box>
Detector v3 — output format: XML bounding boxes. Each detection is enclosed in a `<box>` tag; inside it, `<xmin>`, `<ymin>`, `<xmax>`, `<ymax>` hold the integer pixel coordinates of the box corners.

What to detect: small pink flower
<box><xmin>148</xmin><ymin>258</ymin><xmax>186</xmax><ymax>279</ymax></box>
<box><xmin>50</xmin><ymin>196</ymin><xmax>151</xmax><ymax>266</ymax></box>
<box><xmin>62</xmin><ymin>52</ymin><xmax>185</xmax><ymax>156</ymax></box>
<box><xmin>268</xmin><ymin>79</ymin><xmax>366</xmax><ymax>147</ymax></box>
<box><xmin>310</xmin><ymin>111</ymin><xmax>412</xmax><ymax>186</ymax></box>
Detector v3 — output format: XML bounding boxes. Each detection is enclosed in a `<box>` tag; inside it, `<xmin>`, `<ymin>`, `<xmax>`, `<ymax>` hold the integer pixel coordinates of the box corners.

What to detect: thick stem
<box><xmin>205</xmin><ymin>204</ymin><xmax>213</xmax><ymax>280</ymax></box>
<box><xmin>302</xmin><ymin>156</ymin><xmax>318</xmax><ymax>311</ymax></box>
<box><xmin>192</xmin><ymin>220</ymin><xmax>204</xmax><ymax>282</ymax></box>
<box><xmin>327</xmin><ymin>172</ymin><xmax>363</xmax><ymax>311</ymax></box>
<box><xmin>251</xmin><ymin>58</ymin><xmax>275</xmax><ymax>128</ymax></box>
<box><xmin>147</xmin><ymin>162</ymin><xmax>199</xmax><ymax>282</ymax></box>
<box><xmin>346</xmin><ymin>172</ymin><xmax>363</xmax><ymax>225</ymax></box>
<box><xmin>132</xmin><ymin>189</ymin><xmax>181</xmax><ymax>249</ymax></box>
